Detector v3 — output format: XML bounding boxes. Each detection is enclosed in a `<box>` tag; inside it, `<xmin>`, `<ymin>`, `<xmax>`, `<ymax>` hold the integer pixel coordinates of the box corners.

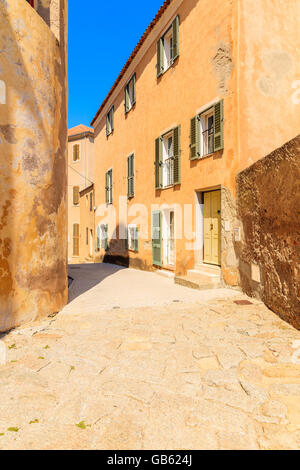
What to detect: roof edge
<box><xmin>90</xmin><ymin>0</ymin><xmax>172</xmax><ymax>127</ymax></box>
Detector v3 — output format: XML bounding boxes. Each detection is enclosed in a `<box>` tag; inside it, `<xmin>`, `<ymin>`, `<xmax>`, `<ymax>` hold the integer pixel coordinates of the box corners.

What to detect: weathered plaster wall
<box><xmin>0</xmin><ymin>0</ymin><xmax>68</xmax><ymax>332</ymax></box>
<box><xmin>236</xmin><ymin>136</ymin><xmax>300</xmax><ymax>329</ymax></box>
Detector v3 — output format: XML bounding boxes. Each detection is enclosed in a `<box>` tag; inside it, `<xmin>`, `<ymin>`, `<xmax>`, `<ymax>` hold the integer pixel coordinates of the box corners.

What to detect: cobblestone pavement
<box><xmin>0</xmin><ymin>264</ymin><xmax>300</xmax><ymax>450</ymax></box>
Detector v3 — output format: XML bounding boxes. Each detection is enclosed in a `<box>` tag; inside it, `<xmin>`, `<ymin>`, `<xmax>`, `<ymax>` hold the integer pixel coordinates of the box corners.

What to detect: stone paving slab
<box><xmin>0</xmin><ymin>264</ymin><xmax>300</xmax><ymax>449</ymax></box>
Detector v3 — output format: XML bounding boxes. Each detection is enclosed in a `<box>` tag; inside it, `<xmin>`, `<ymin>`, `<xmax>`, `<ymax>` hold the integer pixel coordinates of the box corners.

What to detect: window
<box><xmin>73</xmin><ymin>224</ymin><xmax>79</xmax><ymax>256</ymax></box>
<box><xmin>73</xmin><ymin>144</ymin><xmax>80</xmax><ymax>162</ymax></box>
<box><xmin>73</xmin><ymin>186</ymin><xmax>80</xmax><ymax>205</ymax></box>
<box><xmin>190</xmin><ymin>100</ymin><xmax>224</xmax><ymax>160</ymax></box>
<box><xmin>127</xmin><ymin>225</ymin><xmax>139</xmax><ymax>252</ymax></box>
<box><xmin>105</xmin><ymin>169</ymin><xmax>113</xmax><ymax>204</ymax></box>
<box><xmin>157</xmin><ymin>16</ymin><xmax>179</xmax><ymax>77</ymax></box>
<box><xmin>26</xmin><ymin>0</ymin><xmax>35</xmax><ymax>7</ymax></box>
<box><xmin>97</xmin><ymin>224</ymin><xmax>108</xmax><ymax>251</ymax></box>
<box><xmin>127</xmin><ymin>154</ymin><xmax>134</xmax><ymax>198</ymax></box>
<box><xmin>86</xmin><ymin>227</ymin><xmax>89</xmax><ymax>245</ymax></box>
<box><xmin>90</xmin><ymin>192</ymin><xmax>93</xmax><ymax>212</ymax></box>
<box><xmin>125</xmin><ymin>74</ymin><xmax>136</xmax><ymax>114</ymax></box>
<box><xmin>155</xmin><ymin>126</ymin><xmax>181</xmax><ymax>189</ymax></box>
<box><xmin>106</xmin><ymin>106</ymin><xmax>114</xmax><ymax>136</ymax></box>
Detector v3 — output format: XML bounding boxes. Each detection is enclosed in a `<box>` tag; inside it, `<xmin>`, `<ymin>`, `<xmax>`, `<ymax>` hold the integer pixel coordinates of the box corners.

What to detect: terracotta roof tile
<box><xmin>91</xmin><ymin>0</ymin><xmax>172</xmax><ymax>126</ymax></box>
<box><xmin>68</xmin><ymin>124</ymin><xmax>94</xmax><ymax>138</ymax></box>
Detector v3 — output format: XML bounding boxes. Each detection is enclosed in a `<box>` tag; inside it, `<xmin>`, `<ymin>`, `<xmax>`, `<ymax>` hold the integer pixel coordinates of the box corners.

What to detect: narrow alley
<box><xmin>0</xmin><ymin>265</ymin><xmax>299</xmax><ymax>450</ymax></box>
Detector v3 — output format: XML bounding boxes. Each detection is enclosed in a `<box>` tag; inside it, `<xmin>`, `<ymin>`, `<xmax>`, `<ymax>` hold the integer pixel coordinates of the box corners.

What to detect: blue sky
<box><xmin>68</xmin><ymin>0</ymin><xmax>164</xmax><ymax>129</ymax></box>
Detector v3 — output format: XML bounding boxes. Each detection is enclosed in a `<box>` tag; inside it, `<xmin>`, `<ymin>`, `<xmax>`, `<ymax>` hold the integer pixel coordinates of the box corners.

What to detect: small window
<box><xmin>73</xmin><ymin>144</ymin><xmax>80</xmax><ymax>162</ymax></box>
<box><xmin>73</xmin><ymin>186</ymin><xmax>80</xmax><ymax>205</ymax></box>
<box><xmin>127</xmin><ymin>225</ymin><xmax>139</xmax><ymax>252</ymax></box>
<box><xmin>157</xmin><ymin>16</ymin><xmax>179</xmax><ymax>77</ymax></box>
<box><xmin>162</xmin><ymin>132</ymin><xmax>174</xmax><ymax>187</ymax></box>
<box><xmin>127</xmin><ymin>154</ymin><xmax>134</xmax><ymax>198</ymax></box>
<box><xmin>200</xmin><ymin>108</ymin><xmax>214</xmax><ymax>157</ymax></box>
<box><xmin>190</xmin><ymin>100</ymin><xmax>224</xmax><ymax>160</ymax></box>
<box><xmin>155</xmin><ymin>126</ymin><xmax>181</xmax><ymax>189</ymax></box>
<box><xmin>97</xmin><ymin>224</ymin><xmax>108</xmax><ymax>250</ymax></box>
<box><xmin>105</xmin><ymin>169</ymin><xmax>113</xmax><ymax>204</ymax></box>
<box><xmin>90</xmin><ymin>192</ymin><xmax>93</xmax><ymax>212</ymax></box>
<box><xmin>106</xmin><ymin>106</ymin><xmax>114</xmax><ymax>136</ymax></box>
<box><xmin>125</xmin><ymin>74</ymin><xmax>136</xmax><ymax>114</ymax></box>
<box><xmin>73</xmin><ymin>224</ymin><xmax>79</xmax><ymax>256</ymax></box>
<box><xmin>86</xmin><ymin>227</ymin><xmax>89</xmax><ymax>245</ymax></box>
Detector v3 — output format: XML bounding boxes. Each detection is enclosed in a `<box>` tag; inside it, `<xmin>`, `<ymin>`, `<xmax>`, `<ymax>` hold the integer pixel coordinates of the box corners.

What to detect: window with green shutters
<box><xmin>157</xmin><ymin>16</ymin><xmax>179</xmax><ymax>78</ymax></box>
<box><xmin>106</xmin><ymin>106</ymin><xmax>114</xmax><ymax>136</ymax></box>
<box><xmin>127</xmin><ymin>153</ymin><xmax>134</xmax><ymax>198</ymax></box>
<box><xmin>190</xmin><ymin>100</ymin><xmax>224</xmax><ymax>159</ymax></box>
<box><xmin>155</xmin><ymin>126</ymin><xmax>181</xmax><ymax>189</ymax></box>
<box><xmin>125</xmin><ymin>74</ymin><xmax>136</xmax><ymax>114</ymax></box>
<box><xmin>105</xmin><ymin>169</ymin><xmax>113</xmax><ymax>204</ymax></box>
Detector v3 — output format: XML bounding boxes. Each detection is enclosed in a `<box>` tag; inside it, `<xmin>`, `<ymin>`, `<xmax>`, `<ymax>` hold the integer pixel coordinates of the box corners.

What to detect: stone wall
<box><xmin>0</xmin><ymin>0</ymin><xmax>68</xmax><ymax>332</ymax></box>
<box><xmin>236</xmin><ymin>136</ymin><xmax>300</xmax><ymax>329</ymax></box>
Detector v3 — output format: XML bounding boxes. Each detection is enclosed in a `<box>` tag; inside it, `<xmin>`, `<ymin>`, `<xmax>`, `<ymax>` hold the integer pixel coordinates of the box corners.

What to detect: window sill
<box><xmin>157</xmin><ymin>56</ymin><xmax>179</xmax><ymax>79</ymax></box>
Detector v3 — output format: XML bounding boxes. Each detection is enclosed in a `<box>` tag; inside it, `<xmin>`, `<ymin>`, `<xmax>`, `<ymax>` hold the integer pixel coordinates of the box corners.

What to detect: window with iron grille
<box><xmin>190</xmin><ymin>100</ymin><xmax>224</xmax><ymax>160</ymax></box>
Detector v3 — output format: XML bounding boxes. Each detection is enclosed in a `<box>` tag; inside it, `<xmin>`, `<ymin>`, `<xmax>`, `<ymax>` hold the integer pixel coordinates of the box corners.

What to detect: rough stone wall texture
<box><xmin>0</xmin><ymin>0</ymin><xmax>68</xmax><ymax>332</ymax></box>
<box><xmin>236</xmin><ymin>136</ymin><xmax>300</xmax><ymax>329</ymax></box>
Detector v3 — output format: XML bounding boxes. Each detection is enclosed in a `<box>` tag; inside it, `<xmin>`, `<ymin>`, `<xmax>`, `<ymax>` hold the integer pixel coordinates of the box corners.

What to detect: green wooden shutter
<box><xmin>104</xmin><ymin>224</ymin><xmax>108</xmax><ymax>251</ymax></box>
<box><xmin>111</xmin><ymin>106</ymin><xmax>114</xmax><ymax>132</ymax></box>
<box><xmin>190</xmin><ymin>115</ymin><xmax>200</xmax><ymax>160</ymax></box>
<box><xmin>135</xmin><ymin>227</ymin><xmax>139</xmax><ymax>252</ymax></box>
<box><xmin>214</xmin><ymin>100</ymin><xmax>224</xmax><ymax>151</ymax></box>
<box><xmin>152</xmin><ymin>211</ymin><xmax>162</xmax><ymax>266</ymax></box>
<box><xmin>110</xmin><ymin>169</ymin><xmax>113</xmax><ymax>203</ymax></box>
<box><xmin>106</xmin><ymin>114</ymin><xmax>109</xmax><ymax>136</ymax></box>
<box><xmin>156</xmin><ymin>38</ymin><xmax>163</xmax><ymax>77</ymax></box>
<box><xmin>127</xmin><ymin>154</ymin><xmax>134</xmax><ymax>198</ymax></box>
<box><xmin>105</xmin><ymin>172</ymin><xmax>109</xmax><ymax>203</ymax></box>
<box><xmin>155</xmin><ymin>137</ymin><xmax>163</xmax><ymax>189</ymax></box>
<box><xmin>96</xmin><ymin>225</ymin><xmax>100</xmax><ymax>251</ymax></box>
<box><xmin>172</xmin><ymin>16</ymin><xmax>179</xmax><ymax>62</ymax></box>
<box><xmin>132</xmin><ymin>74</ymin><xmax>136</xmax><ymax>104</ymax></box>
<box><xmin>173</xmin><ymin>125</ymin><xmax>181</xmax><ymax>185</ymax></box>
<box><xmin>125</xmin><ymin>84</ymin><xmax>129</xmax><ymax>113</ymax></box>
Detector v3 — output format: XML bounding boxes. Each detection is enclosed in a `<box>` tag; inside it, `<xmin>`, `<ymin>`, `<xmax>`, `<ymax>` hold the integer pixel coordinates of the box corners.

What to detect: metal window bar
<box><xmin>202</xmin><ymin>127</ymin><xmax>214</xmax><ymax>155</ymax></box>
<box><xmin>164</xmin><ymin>157</ymin><xmax>174</xmax><ymax>186</ymax></box>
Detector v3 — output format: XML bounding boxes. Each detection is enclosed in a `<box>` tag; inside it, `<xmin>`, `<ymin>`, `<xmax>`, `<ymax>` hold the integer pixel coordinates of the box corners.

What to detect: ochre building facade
<box><xmin>86</xmin><ymin>0</ymin><xmax>299</xmax><ymax>290</ymax></box>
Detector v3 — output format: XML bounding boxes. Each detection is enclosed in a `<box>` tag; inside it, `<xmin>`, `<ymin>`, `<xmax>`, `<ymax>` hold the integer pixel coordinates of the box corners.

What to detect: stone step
<box><xmin>175</xmin><ymin>274</ymin><xmax>222</xmax><ymax>291</ymax></box>
<box><xmin>193</xmin><ymin>263</ymin><xmax>221</xmax><ymax>276</ymax></box>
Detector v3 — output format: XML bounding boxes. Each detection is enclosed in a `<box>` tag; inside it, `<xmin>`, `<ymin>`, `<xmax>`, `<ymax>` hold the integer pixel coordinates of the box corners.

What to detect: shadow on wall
<box><xmin>102</xmin><ymin>224</ymin><xmax>151</xmax><ymax>271</ymax></box>
<box><xmin>236</xmin><ymin>135</ymin><xmax>300</xmax><ymax>330</ymax></box>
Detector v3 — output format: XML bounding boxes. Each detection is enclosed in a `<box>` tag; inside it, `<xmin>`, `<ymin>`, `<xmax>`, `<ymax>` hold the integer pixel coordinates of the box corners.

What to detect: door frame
<box><xmin>195</xmin><ymin>187</ymin><xmax>222</xmax><ymax>268</ymax></box>
<box><xmin>152</xmin><ymin>210</ymin><xmax>162</xmax><ymax>267</ymax></box>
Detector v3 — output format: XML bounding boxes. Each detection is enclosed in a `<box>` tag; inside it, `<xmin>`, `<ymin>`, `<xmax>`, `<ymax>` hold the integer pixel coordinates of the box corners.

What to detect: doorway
<box><xmin>203</xmin><ymin>190</ymin><xmax>221</xmax><ymax>265</ymax></box>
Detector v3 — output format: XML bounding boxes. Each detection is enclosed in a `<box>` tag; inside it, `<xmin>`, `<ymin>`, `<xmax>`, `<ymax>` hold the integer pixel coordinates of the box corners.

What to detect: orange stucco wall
<box><xmin>92</xmin><ymin>0</ymin><xmax>300</xmax><ymax>282</ymax></box>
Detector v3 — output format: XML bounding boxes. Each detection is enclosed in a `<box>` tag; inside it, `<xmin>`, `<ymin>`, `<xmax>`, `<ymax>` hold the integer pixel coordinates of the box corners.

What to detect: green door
<box><xmin>152</xmin><ymin>210</ymin><xmax>162</xmax><ymax>266</ymax></box>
